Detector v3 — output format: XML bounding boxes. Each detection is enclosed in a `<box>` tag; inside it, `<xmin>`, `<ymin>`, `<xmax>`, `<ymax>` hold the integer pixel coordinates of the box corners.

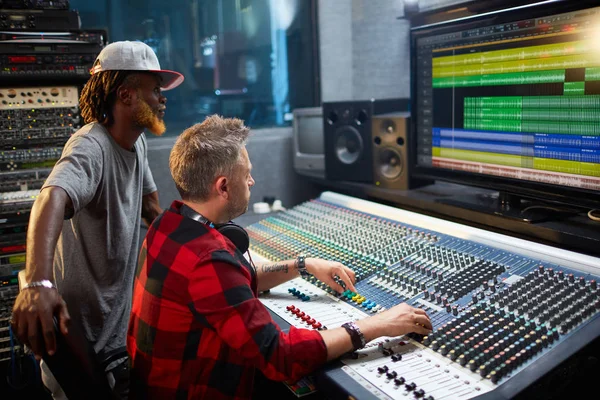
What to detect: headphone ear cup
<box><xmin>216</xmin><ymin>222</ymin><xmax>249</xmax><ymax>253</ymax></box>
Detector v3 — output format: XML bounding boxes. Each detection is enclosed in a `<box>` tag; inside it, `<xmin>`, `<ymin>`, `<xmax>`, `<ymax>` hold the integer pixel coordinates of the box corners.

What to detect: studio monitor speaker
<box><xmin>372</xmin><ymin>113</ymin><xmax>410</xmax><ymax>189</ymax></box>
<box><xmin>372</xmin><ymin>113</ymin><xmax>432</xmax><ymax>190</ymax></box>
<box><xmin>323</xmin><ymin>99</ymin><xmax>409</xmax><ymax>183</ymax></box>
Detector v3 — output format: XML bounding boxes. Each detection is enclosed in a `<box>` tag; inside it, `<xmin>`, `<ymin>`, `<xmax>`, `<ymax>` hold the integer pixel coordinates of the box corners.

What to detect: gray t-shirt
<box><xmin>42</xmin><ymin>122</ymin><xmax>157</xmax><ymax>355</ymax></box>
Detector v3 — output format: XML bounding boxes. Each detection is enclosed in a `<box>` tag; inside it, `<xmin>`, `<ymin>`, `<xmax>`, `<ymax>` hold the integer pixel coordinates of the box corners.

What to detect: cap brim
<box><xmin>153</xmin><ymin>70</ymin><xmax>184</xmax><ymax>91</ymax></box>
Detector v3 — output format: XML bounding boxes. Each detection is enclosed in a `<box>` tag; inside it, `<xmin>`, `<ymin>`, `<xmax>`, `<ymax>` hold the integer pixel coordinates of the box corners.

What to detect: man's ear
<box><xmin>117</xmin><ymin>85</ymin><xmax>134</xmax><ymax>106</ymax></box>
<box><xmin>215</xmin><ymin>176</ymin><xmax>229</xmax><ymax>200</ymax></box>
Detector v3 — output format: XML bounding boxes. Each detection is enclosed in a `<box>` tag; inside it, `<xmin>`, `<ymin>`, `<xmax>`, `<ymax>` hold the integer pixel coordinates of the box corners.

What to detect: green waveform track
<box><xmin>585</xmin><ymin>67</ymin><xmax>600</xmax><ymax>81</ymax></box>
<box><xmin>464</xmin><ymin>95</ymin><xmax>600</xmax><ymax>109</ymax></box>
<box><xmin>463</xmin><ymin>95</ymin><xmax>600</xmax><ymax>135</ymax></box>
<box><xmin>433</xmin><ymin>70</ymin><xmax>565</xmax><ymax>88</ymax></box>
<box><xmin>564</xmin><ymin>82</ymin><xmax>585</xmax><ymax>95</ymax></box>
<box><xmin>463</xmin><ymin>107</ymin><xmax>600</xmax><ymax>123</ymax></box>
<box><xmin>462</xmin><ymin>120</ymin><xmax>600</xmax><ymax>135</ymax></box>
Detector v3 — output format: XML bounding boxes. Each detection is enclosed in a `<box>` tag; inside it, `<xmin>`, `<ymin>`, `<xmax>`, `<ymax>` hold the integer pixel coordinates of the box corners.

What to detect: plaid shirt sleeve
<box><xmin>190</xmin><ymin>249</ymin><xmax>328</xmax><ymax>382</ymax></box>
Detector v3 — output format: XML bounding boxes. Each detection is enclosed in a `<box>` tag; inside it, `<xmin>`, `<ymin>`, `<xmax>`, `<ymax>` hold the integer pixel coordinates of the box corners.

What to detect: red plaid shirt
<box><xmin>127</xmin><ymin>201</ymin><xmax>327</xmax><ymax>399</ymax></box>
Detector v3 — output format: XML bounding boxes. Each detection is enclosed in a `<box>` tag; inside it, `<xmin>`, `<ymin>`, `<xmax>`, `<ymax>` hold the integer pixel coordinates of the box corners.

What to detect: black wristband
<box><xmin>296</xmin><ymin>255</ymin><xmax>309</xmax><ymax>276</ymax></box>
<box><xmin>341</xmin><ymin>321</ymin><xmax>366</xmax><ymax>351</ymax></box>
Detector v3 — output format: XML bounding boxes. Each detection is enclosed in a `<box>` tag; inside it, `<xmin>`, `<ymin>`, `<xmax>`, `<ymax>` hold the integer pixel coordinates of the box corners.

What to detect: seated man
<box><xmin>127</xmin><ymin>115</ymin><xmax>433</xmax><ymax>399</ymax></box>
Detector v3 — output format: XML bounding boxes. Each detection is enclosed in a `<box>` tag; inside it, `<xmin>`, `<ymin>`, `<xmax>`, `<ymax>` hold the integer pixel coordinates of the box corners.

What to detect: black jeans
<box><xmin>108</xmin><ymin>360</ymin><xmax>130</xmax><ymax>399</ymax></box>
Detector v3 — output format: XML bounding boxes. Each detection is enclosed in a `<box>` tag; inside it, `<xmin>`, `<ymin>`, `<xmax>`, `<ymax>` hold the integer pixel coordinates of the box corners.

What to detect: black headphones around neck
<box><xmin>179</xmin><ymin>204</ymin><xmax>250</xmax><ymax>253</ymax></box>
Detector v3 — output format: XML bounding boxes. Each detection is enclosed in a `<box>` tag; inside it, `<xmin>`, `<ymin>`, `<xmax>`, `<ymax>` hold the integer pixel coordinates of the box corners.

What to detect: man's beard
<box><xmin>225</xmin><ymin>192</ymin><xmax>249</xmax><ymax>222</ymax></box>
<box><xmin>133</xmin><ymin>97</ymin><xmax>166</xmax><ymax>136</ymax></box>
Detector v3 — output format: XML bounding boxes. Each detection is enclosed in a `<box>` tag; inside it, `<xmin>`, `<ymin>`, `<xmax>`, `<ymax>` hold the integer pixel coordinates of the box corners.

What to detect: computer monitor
<box><xmin>410</xmin><ymin>0</ymin><xmax>600</xmax><ymax>215</ymax></box>
<box><xmin>293</xmin><ymin>107</ymin><xmax>325</xmax><ymax>177</ymax></box>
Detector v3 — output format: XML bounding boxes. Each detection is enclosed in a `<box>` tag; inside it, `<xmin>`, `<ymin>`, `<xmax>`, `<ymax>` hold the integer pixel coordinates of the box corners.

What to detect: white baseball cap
<box><xmin>90</xmin><ymin>41</ymin><xmax>184</xmax><ymax>91</ymax></box>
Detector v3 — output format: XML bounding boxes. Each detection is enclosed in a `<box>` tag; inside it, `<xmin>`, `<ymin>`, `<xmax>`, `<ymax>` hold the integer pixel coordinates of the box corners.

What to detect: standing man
<box><xmin>127</xmin><ymin>115</ymin><xmax>432</xmax><ymax>399</ymax></box>
<box><xmin>11</xmin><ymin>41</ymin><xmax>184</xmax><ymax>397</ymax></box>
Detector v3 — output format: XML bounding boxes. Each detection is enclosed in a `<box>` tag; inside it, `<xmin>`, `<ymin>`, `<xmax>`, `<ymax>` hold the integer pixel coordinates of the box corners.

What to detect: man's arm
<box><xmin>11</xmin><ymin>187</ymin><xmax>72</xmax><ymax>358</ymax></box>
<box><xmin>319</xmin><ymin>304</ymin><xmax>432</xmax><ymax>360</ymax></box>
<box><xmin>190</xmin><ymin>258</ymin><xmax>432</xmax><ymax>380</ymax></box>
<box><xmin>141</xmin><ymin>190</ymin><xmax>162</xmax><ymax>226</ymax></box>
<box><xmin>255</xmin><ymin>259</ymin><xmax>299</xmax><ymax>292</ymax></box>
<box><xmin>256</xmin><ymin>257</ymin><xmax>357</xmax><ymax>293</ymax></box>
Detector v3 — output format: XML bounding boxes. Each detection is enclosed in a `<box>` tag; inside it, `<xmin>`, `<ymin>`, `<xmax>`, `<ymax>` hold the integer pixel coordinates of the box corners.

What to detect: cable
<box><xmin>520</xmin><ymin>205</ymin><xmax>579</xmax><ymax>215</ymax></box>
<box><xmin>6</xmin><ymin>323</ymin><xmax>38</xmax><ymax>390</ymax></box>
<box><xmin>246</xmin><ymin>250</ymin><xmax>257</xmax><ymax>274</ymax></box>
<box><xmin>8</xmin><ymin>322</ymin><xmax>16</xmax><ymax>386</ymax></box>
<box><xmin>588</xmin><ymin>209</ymin><xmax>600</xmax><ymax>222</ymax></box>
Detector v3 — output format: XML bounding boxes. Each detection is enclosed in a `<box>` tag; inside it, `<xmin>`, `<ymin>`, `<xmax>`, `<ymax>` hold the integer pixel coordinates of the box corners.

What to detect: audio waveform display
<box><xmin>432</xmin><ymin>157</ymin><xmax>600</xmax><ymax>190</ymax></box>
<box><xmin>432</xmin><ymin>146</ymin><xmax>600</xmax><ymax>178</ymax></box>
<box><xmin>587</xmin><ymin>68</ymin><xmax>600</xmax><ymax>81</ymax></box>
<box><xmin>464</xmin><ymin>96</ymin><xmax>600</xmax><ymax>108</ymax></box>
<box><xmin>463</xmin><ymin>107</ymin><xmax>600</xmax><ymax>123</ymax></box>
<box><xmin>434</xmin><ymin>129</ymin><xmax>600</xmax><ymax>148</ymax></box>
<box><xmin>432</xmin><ymin>41</ymin><xmax>589</xmax><ymax>68</ymax></box>
<box><xmin>433</xmin><ymin>70</ymin><xmax>565</xmax><ymax>88</ymax></box>
<box><xmin>415</xmin><ymin>2</ymin><xmax>600</xmax><ymax>194</ymax></box>
<box><xmin>433</xmin><ymin>54</ymin><xmax>600</xmax><ymax>79</ymax></box>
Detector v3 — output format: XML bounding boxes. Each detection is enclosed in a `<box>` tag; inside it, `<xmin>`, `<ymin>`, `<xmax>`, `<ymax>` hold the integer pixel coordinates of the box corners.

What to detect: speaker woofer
<box><xmin>334</xmin><ymin>126</ymin><xmax>364</xmax><ymax>165</ymax></box>
<box><xmin>378</xmin><ymin>147</ymin><xmax>403</xmax><ymax>180</ymax></box>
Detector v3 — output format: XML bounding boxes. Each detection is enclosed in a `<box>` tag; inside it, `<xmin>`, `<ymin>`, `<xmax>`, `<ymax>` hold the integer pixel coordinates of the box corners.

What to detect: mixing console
<box><xmin>251</xmin><ymin>192</ymin><xmax>600</xmax><ymax>399</ymax></box>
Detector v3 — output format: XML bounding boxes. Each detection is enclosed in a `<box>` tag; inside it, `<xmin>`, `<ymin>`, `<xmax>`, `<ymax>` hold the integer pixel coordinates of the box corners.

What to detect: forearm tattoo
<box><xmin>261</xmin><ymin>263</ymin><xmax>289</xmax><ymax>274</ymax></box>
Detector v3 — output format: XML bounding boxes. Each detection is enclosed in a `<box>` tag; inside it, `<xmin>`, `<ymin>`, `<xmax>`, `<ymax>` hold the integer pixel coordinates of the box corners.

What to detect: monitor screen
<box><xmin>297</xmin><ymin>112</ymin><xmax>324</xmax><ymax>155</ymax></box>
<box><xmin>293</xmin><ymin>107</ymin><xmax>324</xmax><ymax>175</ymax></box>
<box><xmin>411</xmin><ymin>1</ymin><xmax>600</xmax><ymax>206</ymax></box>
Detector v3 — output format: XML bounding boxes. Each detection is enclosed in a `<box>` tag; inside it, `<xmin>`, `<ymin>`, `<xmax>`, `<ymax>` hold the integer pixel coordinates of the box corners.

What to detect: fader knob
<box><xmin>405</xmin><ymin>382</ymin><xmax>417</xmax><ymax>391</ymax></box>
<box><xmin>394</xmin><ymin>377</ymin><xmax>405</xmax><ymax>386</ymax></box>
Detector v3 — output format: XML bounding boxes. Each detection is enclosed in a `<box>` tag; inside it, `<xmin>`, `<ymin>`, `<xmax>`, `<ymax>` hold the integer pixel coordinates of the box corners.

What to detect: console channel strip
<box><xmin>251</xmin><ymin>191</ymin><xmax>600</xmax><ymax>399</ymax></box>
